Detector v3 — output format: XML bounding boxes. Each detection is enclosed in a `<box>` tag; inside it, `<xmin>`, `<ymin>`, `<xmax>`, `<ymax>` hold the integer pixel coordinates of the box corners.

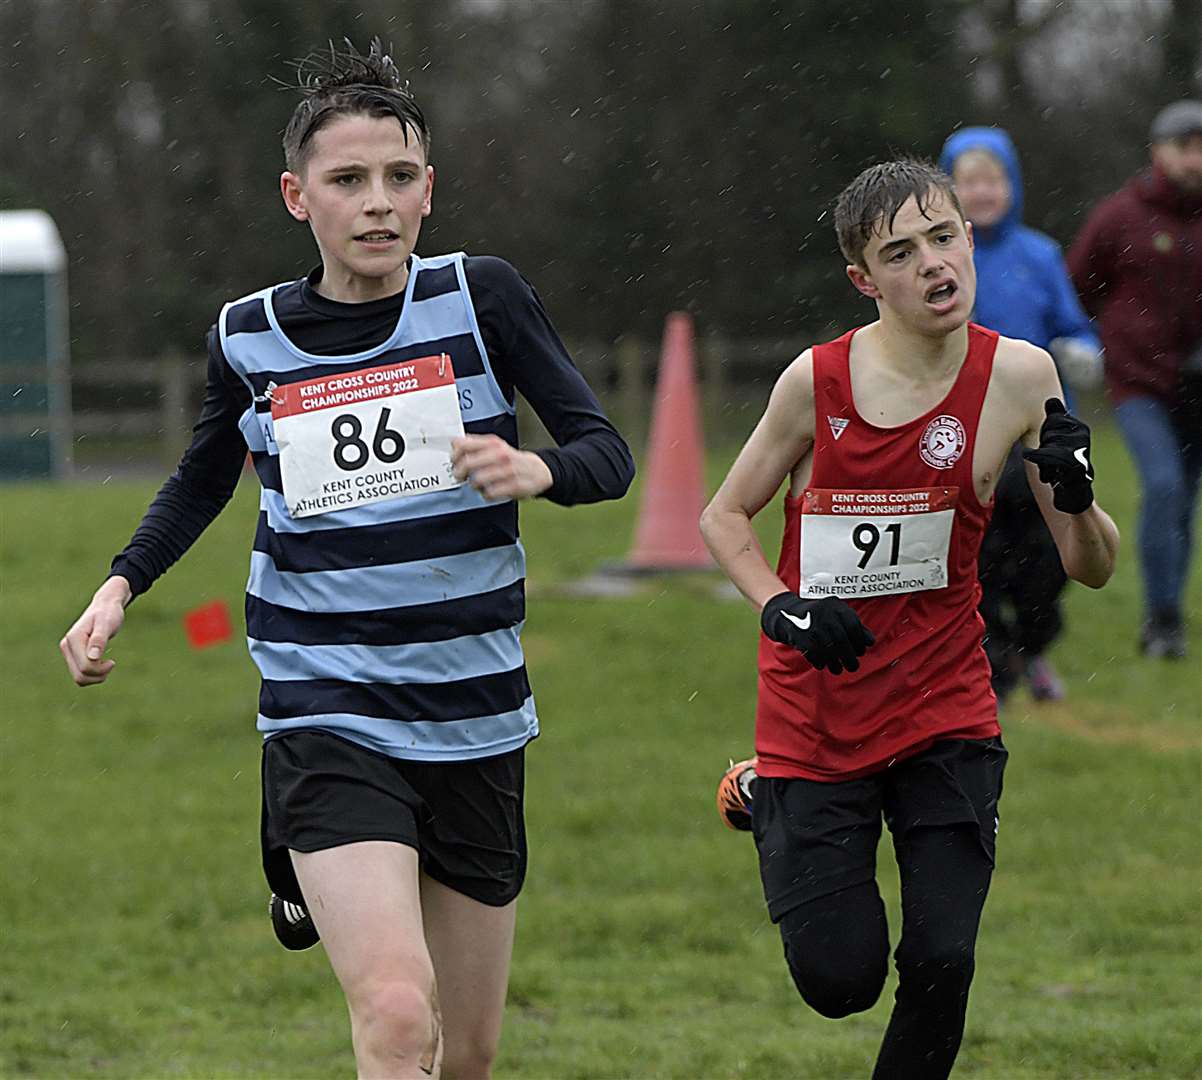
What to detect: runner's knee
<box><xmin>780</xmin><ymin>891</ymin><xmax>888</xmax><ymax>1018</ymax></box>
<box><xmin>785</xmin><ymin>939</ymin><xmax>887</xmax><ymax>1017</ymax></box>
<box><xmin>895</xmin><ymin>934</ymin><xmax>976</xmax><ymax>997</ymax></box>
<box><xmin>349</xmin><ymin>975</ymin><xmax>441</xmax><ymax>1063</ymax></box>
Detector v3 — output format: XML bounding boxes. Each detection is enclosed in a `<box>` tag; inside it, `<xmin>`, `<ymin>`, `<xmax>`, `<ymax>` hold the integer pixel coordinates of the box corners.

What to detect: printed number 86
<box><xmin>331</xmin><ymin>408</ymin><xmax>405</xmax><ymax>471</ymax></box>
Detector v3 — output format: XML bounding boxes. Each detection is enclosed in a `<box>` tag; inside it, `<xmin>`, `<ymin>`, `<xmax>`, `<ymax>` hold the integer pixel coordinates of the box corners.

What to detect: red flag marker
<box><xmin>183</xmin><ymin>600</ymin><xmax>233</xmax><ymax>649</ymax></box>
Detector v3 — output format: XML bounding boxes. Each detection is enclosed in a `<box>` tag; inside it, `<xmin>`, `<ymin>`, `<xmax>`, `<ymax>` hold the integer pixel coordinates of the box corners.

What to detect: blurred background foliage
<box><xmin>3</xmin><ymin>0</ymin><xmax>1200</xmax><ymax>361</ymax></box>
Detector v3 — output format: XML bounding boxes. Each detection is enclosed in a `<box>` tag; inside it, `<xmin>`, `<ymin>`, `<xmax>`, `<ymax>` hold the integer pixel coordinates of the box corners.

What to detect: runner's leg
<box><xmin>420</xmin><ymin>873</ymin><xmax>516</xmax><ymax>1080</ymax></box>
<box><xmin>291</xmin><ymin>841</ymin><xmax>442</xmax><ymax>1079</ymax></box>
<box><xmin>754</xmin><ymin>773</ymin><xmax>889</xmax><ymax>1017</ymax></box>
<box><xmin>871</xmin><ymin>824</ymin><xmax>994</xmax><ymax>1080</ymax></box>
<box><xmin>777</xmin><ymin>880</ymin><xmax>890</xmax><ymax>1017</ymax></box>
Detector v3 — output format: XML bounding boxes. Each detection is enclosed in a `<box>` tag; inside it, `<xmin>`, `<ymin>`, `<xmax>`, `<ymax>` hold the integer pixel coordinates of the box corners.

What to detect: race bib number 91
<box><xmin>270</xmin><ymin>355</ymin><xmax>464</xmax><ymax>519</ymax></box>
<box><xmin>798</xmin><ymin>487</ymin><xmax>958</xmax><ymax>599</ymax></box>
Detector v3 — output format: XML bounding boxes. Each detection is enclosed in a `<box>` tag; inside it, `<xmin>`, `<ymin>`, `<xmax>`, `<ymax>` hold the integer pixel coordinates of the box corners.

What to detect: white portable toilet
<box><xmin>0</xmin><ymin>210</ymin><xmax>71</xmax><ymax>478</ymax></box>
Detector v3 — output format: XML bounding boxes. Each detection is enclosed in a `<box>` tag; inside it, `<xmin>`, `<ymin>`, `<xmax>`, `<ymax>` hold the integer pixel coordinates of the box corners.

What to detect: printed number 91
<box><xmin>852</xmin><ymin>522</ymin><xmax>901</xmax><ymax>569</ymax></box>
<box><xmin>331</xmin><ymin>408</ymin><xmax>406</xmax><ymax>471</ymax></box>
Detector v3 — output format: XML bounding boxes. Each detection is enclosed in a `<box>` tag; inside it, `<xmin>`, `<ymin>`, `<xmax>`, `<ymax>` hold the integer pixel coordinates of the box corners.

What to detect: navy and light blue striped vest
<box><xmin>219</xmin><ymin>252</ymin><xmax>537</xmax><ymax>760</ymax></box>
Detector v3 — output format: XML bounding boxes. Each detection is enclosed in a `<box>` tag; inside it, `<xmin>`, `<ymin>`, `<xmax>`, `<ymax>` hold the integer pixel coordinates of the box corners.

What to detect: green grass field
<box><xmin>3</xmin><ymin>424</ymin><xmax>1200</xmax><ymax>1079</ymax></box>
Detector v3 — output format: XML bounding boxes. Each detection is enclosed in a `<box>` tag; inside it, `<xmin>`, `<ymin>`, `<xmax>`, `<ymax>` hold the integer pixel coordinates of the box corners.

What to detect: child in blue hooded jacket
<box><xmin>940</xmin><ymin>126</ymin><xmax>1102</xmax><ymax>702</ymax></box>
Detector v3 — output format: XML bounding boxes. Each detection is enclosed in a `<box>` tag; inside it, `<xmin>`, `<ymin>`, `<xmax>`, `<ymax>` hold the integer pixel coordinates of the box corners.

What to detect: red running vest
<box><xmin>755</xmin><ymin>324</ymin><xmax>1002</xmax><ymax>781</ymax></box>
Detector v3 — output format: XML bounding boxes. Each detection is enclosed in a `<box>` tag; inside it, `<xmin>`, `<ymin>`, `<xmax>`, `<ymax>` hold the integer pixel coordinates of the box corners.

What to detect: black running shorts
<box><xmin>261</xmin><ymin>730</ymin><xmax>527</xmax><ymax>907</ymax></box>
<box><xmin>752</xmin><ymin>737</ymin><xmax>1008</xmax><ymax>922</ymax></box>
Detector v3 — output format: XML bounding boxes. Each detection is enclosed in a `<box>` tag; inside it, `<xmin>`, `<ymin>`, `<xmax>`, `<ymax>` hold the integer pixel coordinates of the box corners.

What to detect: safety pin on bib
<box><xmin>255</xmin><ymin>380</ymin><xmax>284</xmax><ymax>408</ymax></box>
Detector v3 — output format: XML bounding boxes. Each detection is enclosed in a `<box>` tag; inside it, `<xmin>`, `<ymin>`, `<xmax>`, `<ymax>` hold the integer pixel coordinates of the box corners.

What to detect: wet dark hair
<box><xmin>834</xmin><ymin>158</ymin><xmax>963</xmax><ymax>267</ymax></box>
<box><xmin>282</xmin><ymin>38</ymin><xmax>431</xmax><ymax>173</ymax></box>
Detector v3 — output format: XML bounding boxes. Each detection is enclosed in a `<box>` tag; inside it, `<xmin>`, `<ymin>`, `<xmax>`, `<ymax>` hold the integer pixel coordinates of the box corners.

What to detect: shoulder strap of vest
<box><xmin>954</xmin><ymin>324</ymin><xmax>999</xmax><ymax>432</ymax></box>
<box><xmin>810</xmin><ymin>328</ymin><xmax>857</xmax><ymax>455</ymax></box>
<box><xmin>410</xmin><ymin>251</ymin><xmax>467</xmax><ymax>274</ymax></box>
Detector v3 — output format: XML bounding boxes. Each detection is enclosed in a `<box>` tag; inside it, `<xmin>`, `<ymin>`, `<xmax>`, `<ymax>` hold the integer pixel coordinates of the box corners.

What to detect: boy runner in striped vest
<box><xmin>702</xmin><ymin>159</ymin><xmax>1118</xmax><ymax>1079</ymax></box>
<box><xmin>60</xmin><ymin>40</ymin><xmax>633</xmax><ymax>1079</ymax></box>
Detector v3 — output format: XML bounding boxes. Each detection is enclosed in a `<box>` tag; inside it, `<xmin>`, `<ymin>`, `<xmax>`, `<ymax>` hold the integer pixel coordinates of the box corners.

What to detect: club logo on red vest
<box><xmin>919</xmin><ymin>414</ymin><xmax>966</xmax><ymax>469</ymax></box>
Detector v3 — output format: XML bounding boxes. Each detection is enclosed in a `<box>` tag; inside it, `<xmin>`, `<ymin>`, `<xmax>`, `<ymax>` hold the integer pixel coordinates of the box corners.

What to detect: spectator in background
<box><xmin>939</xmin><ymin>127</ymin><xmax>1102</xmax><ymax>703</ymax></box>
<box><xmin>1069</xmin><ymin>101</ymin><xmax>1202</xmax><ymax>659</ymax></box>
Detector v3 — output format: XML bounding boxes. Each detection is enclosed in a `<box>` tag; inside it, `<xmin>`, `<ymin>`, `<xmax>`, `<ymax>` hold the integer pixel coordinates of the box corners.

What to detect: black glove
<box><xmin>1021</xmin><ymin>398</ymin><xmax>1095</xmax><ymax>514</ymax></box>
<box><xmin>761</xmin><ymin>592</ymin><xmax>875</xmax><ymax>676</ymax></box>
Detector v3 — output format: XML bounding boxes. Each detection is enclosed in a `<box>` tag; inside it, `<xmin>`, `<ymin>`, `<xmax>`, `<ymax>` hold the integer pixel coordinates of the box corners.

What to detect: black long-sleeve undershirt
<box><xmin>110</xmin><ymin>255</ymin><xmax>634</xmax><ymax>597</ymax></box>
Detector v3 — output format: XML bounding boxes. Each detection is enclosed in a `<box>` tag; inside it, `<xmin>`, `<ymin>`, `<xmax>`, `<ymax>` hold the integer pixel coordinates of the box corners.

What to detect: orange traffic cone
<box><xmin>624</xmin><ymin>312</ymin><xmax>712</xmax><ymax>571</ymax></box>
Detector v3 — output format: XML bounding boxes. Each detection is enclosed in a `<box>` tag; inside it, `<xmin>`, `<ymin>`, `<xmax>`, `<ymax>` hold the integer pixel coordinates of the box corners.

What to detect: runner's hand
<box><xmin>760</xmin><ymin>592</ymin><xmax>875</xmax><ymax>675</ymax></box>
<box><xmin>60</xmin><ymin>576</ymin><xmax>132</xmax><ymax>686</ymax></box>
<box><xmin>451</xmin><ymin>434</ymin><xmax>553</xmax><ymax>501</ymax></box>
<box><xmin>1021</xmin><ymin>398</ymin><xmax>1095</xmax><ymax>514</ymax></box>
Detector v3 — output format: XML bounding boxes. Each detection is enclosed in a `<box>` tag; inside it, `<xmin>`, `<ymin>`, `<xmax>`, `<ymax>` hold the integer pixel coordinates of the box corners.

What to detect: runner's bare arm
<box><xmin>1017</xmin><ymin>347</ymin><xmax>1119</xmax><ymax>589</ymax></box>
<box><xmin>60</xmin><ymin>575</ymin><xmax>133</xmax><ymax>686</ymax></box>
<box><xmin>61</xmin><ymin>327</ymin><xmax>247</xmax><ymax>688</ymax></box>
<box><xmin>700</xmin><ymin>351</ymin><xmax>816</xmax><ymax>608</ymax></box>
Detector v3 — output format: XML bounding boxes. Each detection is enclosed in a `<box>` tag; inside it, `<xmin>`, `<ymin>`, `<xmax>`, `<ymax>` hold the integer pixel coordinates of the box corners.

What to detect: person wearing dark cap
<box><xmin>1068</xmin><ymin>100</ymin><xmax>1202</xmax><ymax>659</ymax></box>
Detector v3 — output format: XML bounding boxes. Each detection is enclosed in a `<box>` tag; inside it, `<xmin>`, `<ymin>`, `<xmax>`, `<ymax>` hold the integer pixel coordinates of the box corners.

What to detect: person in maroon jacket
<box><xmin>1068</xmin><ymin>100</ymin><xmax>1202</xmax><ymax>659</ymax></box>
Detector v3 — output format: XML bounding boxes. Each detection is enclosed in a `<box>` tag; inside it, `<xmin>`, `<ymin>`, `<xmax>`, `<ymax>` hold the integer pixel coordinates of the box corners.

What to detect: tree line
<box><xmin>2</xmin><ymin>0</ymin><xmax>1198</xmax><ymax>363</ymax></box>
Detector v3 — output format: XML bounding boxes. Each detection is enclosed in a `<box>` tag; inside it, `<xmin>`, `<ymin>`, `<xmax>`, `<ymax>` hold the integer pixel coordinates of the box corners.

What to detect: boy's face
<box><xmin>952</xmin><ymin>152</ymin><xmax>1011</xmax><ymax>229</ymax></box>
<box><xmin>847</xmin><ymin>188</ymin><xmax>976</xmax><ymax>337</ymax></box>
<box><xmin>281</xmin><ymin>113</ymin><xmax>434</xmax><ymax>301</ymax></box>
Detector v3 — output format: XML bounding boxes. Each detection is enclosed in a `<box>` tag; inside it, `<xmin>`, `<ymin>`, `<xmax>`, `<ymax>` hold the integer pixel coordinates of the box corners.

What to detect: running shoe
<box><xmin>716</xmin><ymin>757</ymin><xmax>757</xmax><ymax>832</ymax></box>
<box><xmin>1026</xmin><ymin>656</ymin><xmax>1066</xmax><ymax>702</ymax></box>
<box><xmin>270</xmin><ymin>894</ymin><xmax>320</xmax><ymax>951</ymax></box>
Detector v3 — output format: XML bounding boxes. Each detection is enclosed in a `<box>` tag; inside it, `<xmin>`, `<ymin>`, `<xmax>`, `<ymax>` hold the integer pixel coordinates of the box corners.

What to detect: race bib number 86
<box><xmin>270</xmin><ymin>355</ymin><xmax>464</xmax><ymax>519</ymax></box>
<box><xmin>798</xmin><ymin>487</ymin><xmax>958</xmax><ymax>599</ymax></box>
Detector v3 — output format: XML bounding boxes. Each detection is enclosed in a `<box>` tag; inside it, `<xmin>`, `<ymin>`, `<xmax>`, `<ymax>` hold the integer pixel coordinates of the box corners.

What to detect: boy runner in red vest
<box><xmin>701</xmin><ymin>159</ymin><xmax>1118</xmax><ymax>1079</ymax></box>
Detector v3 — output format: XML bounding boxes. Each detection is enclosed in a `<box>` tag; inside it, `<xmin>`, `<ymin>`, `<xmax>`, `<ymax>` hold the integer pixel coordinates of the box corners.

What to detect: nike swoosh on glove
<box><xmin>760</xmin><ymin>592</ymin><xmax>876</xmax><ymax>675</ymax></box>
<box><xmin>1021</xmin><ymin>398</ymin><xmax>1095</xmax><ymax>514</ymax></box>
